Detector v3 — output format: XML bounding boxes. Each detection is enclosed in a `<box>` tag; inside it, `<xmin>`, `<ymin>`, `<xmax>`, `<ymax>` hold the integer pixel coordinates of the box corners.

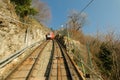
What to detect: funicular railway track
<box><xmin>5</xmin><ymin>41</ymin><xmax>49</xmax><ymax>80</ymax></box>
<box><xmin>47</xmin><ymin>40</ymin><xmax>85</xmax><ymax>80</ymax></box>
<box><xmin>4</xmin><ymin>40</ymin><xmax>85</xmax><ymax>80</ymax></box>
<box><xmin>47</xmin><ymin>40</ymin><xmax>71</xmax><ymax>80</ymax></box>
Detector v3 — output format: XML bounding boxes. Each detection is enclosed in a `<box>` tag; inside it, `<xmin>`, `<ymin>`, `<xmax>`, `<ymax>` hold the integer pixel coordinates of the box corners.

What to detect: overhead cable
<box><xmin>80</xmin><ymin>0</ymin><xmax>95</xmax><ymax>15</ymax></box>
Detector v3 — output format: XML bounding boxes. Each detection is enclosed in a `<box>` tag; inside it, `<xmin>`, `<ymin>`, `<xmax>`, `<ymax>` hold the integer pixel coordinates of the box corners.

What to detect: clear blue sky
<box><xmin>41</xmin><ymin>0</ymin><xmax>120</xmax><ymax>35</ymax></box>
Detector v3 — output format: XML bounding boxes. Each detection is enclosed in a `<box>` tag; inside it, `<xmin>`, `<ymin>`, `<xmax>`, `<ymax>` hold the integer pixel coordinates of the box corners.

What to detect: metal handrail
<box><xmin>0</xmin><ymin>39</ymin><xmax>45</xmax><ymax>68</ymax></box>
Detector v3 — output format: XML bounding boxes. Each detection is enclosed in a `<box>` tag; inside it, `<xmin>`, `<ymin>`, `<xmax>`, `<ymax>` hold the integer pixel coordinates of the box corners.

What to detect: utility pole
<box><xmin>66</xmin><ymin>23</ymin><xmax>70</xmax><ymax>53</ymax></box>
<box><xmin>25</xmin><ymin>27</ymin><xmax>29</xmax><ymax>47</ymax></box>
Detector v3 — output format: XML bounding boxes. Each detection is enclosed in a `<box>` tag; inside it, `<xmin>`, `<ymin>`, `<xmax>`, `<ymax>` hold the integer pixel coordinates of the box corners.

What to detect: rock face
<box><xmin>0</xmin><ymin>0</ymin><xmax>50</xmax><ymax>60</ymax></box>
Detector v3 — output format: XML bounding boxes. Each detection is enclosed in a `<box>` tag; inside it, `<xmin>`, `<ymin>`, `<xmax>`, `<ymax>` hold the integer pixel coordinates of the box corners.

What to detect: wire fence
<box><xmin>66</xmin><ymin>40</ymin><xmax>104</xmax><ymax>80</ymax></box>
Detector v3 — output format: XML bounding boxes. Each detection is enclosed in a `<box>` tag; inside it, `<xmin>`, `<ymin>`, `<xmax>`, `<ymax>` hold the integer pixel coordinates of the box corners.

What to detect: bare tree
<box><xmin>65</xmin><ymin>10</ymin><xmax>87</xmax><ymax>44</ymax></box>
<box><xmin>68</xmin><ymin>10</ymin><xmax>87</xmax><ymax>31</ymax></box>
<box><xmin>32</xmin><ymin>0</ymin><xmax>51</xmax><ymax>23</ymax></box>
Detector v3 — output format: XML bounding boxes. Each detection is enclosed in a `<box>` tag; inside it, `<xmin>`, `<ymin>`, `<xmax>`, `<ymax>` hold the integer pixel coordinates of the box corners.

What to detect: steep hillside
<box><xmin>0</xmin><ymin>0</ymin><xmax>50</xmax><ymax>60</ymax></box>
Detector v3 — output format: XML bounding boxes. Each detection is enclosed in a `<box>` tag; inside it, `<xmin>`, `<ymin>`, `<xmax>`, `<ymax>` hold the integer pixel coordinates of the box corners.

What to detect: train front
<box><xmin>46</xmin><ymin>32</ymin><xmax>55</xmax><ymax>40</ymax></box>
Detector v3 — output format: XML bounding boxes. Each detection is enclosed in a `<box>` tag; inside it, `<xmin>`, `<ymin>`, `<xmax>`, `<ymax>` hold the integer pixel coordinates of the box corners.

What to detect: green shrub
<box><xmin>10</xmin><ymin>0</ymin><xmax>38</xmax><ymax>18</ymax></box>
<box><xmin>97</xmin><ymin>42</ymin><xmax>113</xmax><ymax>77</ymax></box>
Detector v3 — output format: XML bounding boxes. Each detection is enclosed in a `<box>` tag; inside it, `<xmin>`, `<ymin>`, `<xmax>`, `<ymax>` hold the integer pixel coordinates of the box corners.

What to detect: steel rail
<box><xmin>48</xmin><ymin>40</ymin><xmax>84</xmax><ymax>80</ymax></box>
<box><xmin>0</xmin><ymin>39</ymin><xmax>45</xmax><ymax>68</ymax></box>
<box><xmin>57</xmin><ymin>40</ymin><xmax>85</xmax><ymax>80</ymax></box>
<box><xmin>55</xmin><ymin>40</ymin><xmax>62</xmax><ymax>80</ymax></box>
<box><xmin>56</xmin><ymin>38</ymin><xmax>103</xmax><ymax>80</ymax></box>
<box><xmin>47</xmin><ymin>40</ymin><xmax>55</xmax><ymax>80</ymax></box>
<box><xmin>26</xmin><ymin>41</ymin><xmax>49</xmax><ymax>80</ymax></box>
<box><xmin>48</xmin><ymin>40</ymin><xmax>70</xmax><ymax>80</ymax></box>
<box><xmin>5</xmin><ymin>40</ymin><xmax>49</xmax><ymax>80</ymax></box>
<box><xmin>57</xmin><ymin>41</ymin><xmax>76</xmax><ymax>80</ymax></box>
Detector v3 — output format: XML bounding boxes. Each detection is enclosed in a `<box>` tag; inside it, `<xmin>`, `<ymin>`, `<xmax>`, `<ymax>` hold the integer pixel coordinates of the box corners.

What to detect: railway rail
<box><xmin>5</xmin><ymin>41</ymin><xmax>49</xmax><ymax>80</ymax></box>
<box><xmin>47</xmin><ymin>40</ymin><xmax>85</xmax><ymax>80</ymax></box>
<box><xmin>0</xmin><ymin>40</ymin><xmax>44</xmax><ymax>68</ymax></box>
<box><xmin>1</xmin><ymin>40</ymin><xmax>85</xmax><ymax>80</ymax></box>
